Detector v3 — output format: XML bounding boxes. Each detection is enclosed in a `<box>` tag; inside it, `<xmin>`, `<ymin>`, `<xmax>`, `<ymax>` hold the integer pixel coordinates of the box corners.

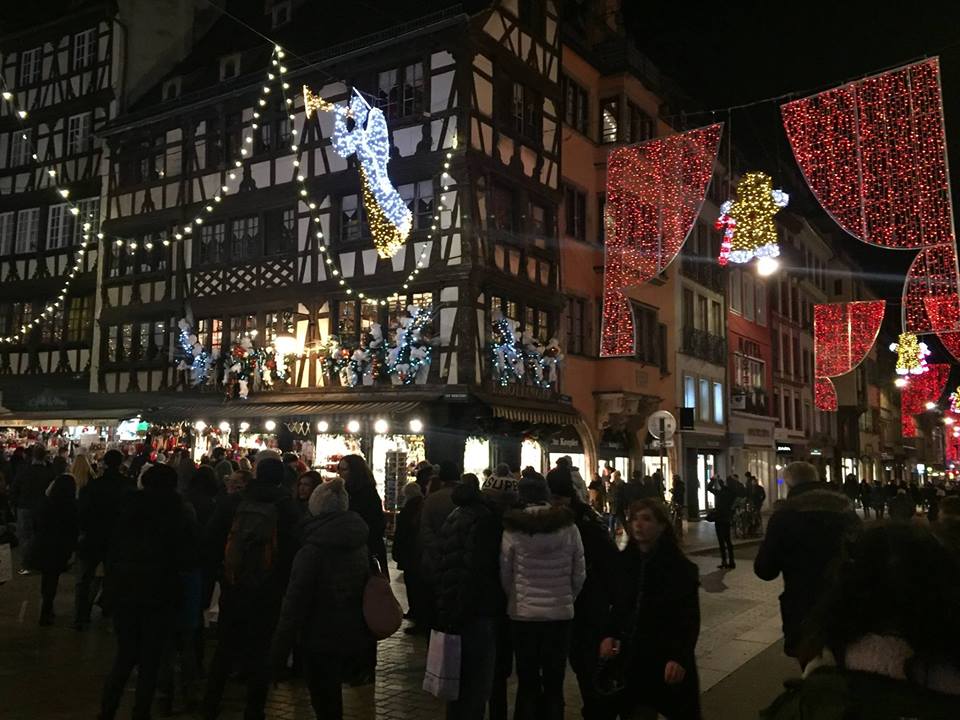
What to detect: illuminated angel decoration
<box><xmin>889</xmin><ymin>332</ymin><xmax>930</xmax><ymax>376</ymax></box>
<box><xmin>716</xmin><ymin>172</ymin><xmax>789</xmax><ymax>266</ymax></box>
<box><xmin>304</xmin><ymin>85</ymin><xmax>412</xmax><ymax>258</ymax></box>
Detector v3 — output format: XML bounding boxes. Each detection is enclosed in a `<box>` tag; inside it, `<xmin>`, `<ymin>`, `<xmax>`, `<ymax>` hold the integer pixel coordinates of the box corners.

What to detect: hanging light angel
<box><xmin>716</xmin><ymin>171</ymin><xmax>789</xmax><ymax>272</ymax></box>
<box><xmin>304</xmin><ymin>85</ymin><xmax>412</xmax><ymax>258</ymax></box>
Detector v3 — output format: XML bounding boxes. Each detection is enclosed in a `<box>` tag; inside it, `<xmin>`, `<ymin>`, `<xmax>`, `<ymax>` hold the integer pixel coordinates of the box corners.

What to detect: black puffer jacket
<box><xmin>271</xmin><ymin>511</ymin><xmax>373</xmax><ymax>662</ymax></box>
<box><xmin>571</xmin><ymin>502</ymin><xmax>618</xmax><ymax>642</ymax></box>
<box><xmin>77</xmin><ymin>469</ymin><xmax>129</xmax><ymax>558</ymax></box>
<box><xmin>754</xmin><ymin>483</ymin><xmax>861</xmax><ymax>656</ymax></box>
<box><xmin>434</xmin><ymin>482</ymin><xmax>504</xmax><ymax>632</ymax></box>
<box><xmin>32</xmin><ymin>493</ymin><xmax>79</xmax><ymax>573</ymax></box>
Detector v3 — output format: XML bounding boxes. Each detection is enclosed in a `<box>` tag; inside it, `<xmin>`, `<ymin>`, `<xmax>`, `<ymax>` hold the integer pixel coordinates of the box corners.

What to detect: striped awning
<box><xmin>490</xmin><ymin>404</ymin><xmax>579</xmax><ymax>427</ymax></box>
<box><xmin>0</xmin><ymin>409</ymin><xmax>142</xmax><ymax>427</ymax></box>
<box><xmin>142</xmin><ymin>401</ymin><xmax>421</xmax><ymax>423</ymax></box>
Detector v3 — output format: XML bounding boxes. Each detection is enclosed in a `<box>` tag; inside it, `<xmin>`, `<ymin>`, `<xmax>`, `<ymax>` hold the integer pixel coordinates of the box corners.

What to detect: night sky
<box><xmin>625</xmin><ymin>0</ymin><xmax>960</xmax><ymax>362</ymax></box>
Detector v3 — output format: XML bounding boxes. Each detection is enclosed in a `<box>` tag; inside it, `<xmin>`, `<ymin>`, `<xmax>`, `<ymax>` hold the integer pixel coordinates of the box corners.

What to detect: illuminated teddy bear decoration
<box><xmin>716</xmin><ymin>172</ymin><xmax>789</xmax><ymax>269</ymax></box>
<box><xmin>304</xmin><ymin>86</ymin><xmax>412</xmax><ymax>258</ymax></box>
<box><xmin>889</xmin><ymin>331</ymin><xmax>930</xmax><ymax>376</ymax></box>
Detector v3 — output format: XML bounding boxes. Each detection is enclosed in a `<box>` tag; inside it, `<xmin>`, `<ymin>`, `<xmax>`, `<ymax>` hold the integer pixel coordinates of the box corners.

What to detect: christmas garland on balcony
<box><xmin>223</xmin><ymin>332</ymin><xmax>292</xmax><ymax>400</ymax></box>
<box><xmin>322</xmin><ymin>326</ymin><xmax>386</xmax><ymax>387</ymax></box>
<box><xmin>489</xmin><ymin>312</ymin><xmax>563</xmax><ymax>389</ymax></box>
<box><xmin>385</xmin><ymin>306</ymin><xmax>435</xmax><ymax>385</ymax></box>
<box><xmin>177</xmin><ymin>319</ymin><xmax>217</xmax><ymax>386</ymax></box>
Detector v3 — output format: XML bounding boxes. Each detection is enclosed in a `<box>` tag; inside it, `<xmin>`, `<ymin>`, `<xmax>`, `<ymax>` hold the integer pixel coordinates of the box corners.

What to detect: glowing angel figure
<box><xmin>304</xmin><ymin>86</ymin><xmax>412</xmax><ymax>258</ymax></box>
<box><xmin>716</xmin><ymin>172</ymin><xmax>789</xmax><ymax>266</ymax></box>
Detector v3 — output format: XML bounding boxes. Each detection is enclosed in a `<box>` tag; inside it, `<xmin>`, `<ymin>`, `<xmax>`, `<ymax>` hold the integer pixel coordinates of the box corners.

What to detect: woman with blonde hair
<box><xmin>70</xmin><ymin>454</ymin><xmax>96</xmax><ymax>497</ymax></box>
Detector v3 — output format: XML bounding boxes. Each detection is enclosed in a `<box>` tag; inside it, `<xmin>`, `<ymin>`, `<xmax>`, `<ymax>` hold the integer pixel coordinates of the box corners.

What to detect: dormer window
<box><xmin>162</xmin><ymin>77</ymin><xmax>181</xmax><ymax>101</ymax></box>
<box><xmin>219</xmin><ymin>54</ymin><xmax>241</xmax><ymax>81</ymax></box>
<box><xmin>271</xmin><ymin>1</ymin><xmax>291</xmax><ymax>28</ymax></box>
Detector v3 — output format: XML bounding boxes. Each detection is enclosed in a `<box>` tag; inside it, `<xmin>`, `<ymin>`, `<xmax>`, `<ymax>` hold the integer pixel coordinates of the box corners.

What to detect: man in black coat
<box><xmin>547</xmin><ymin>467</ymin><xmax>618</xmax><ymax>720</ymax></box>
<box><xmin>202</xmin><ymin>457</ymin><xmax>301</xmax><ymax>720</ymax></box>
<box><xmin>754</xmin><ymin>461</ymin><xmax>861</xmax><ymax>663</ymax></box>
<box><xmin>707</xmin><ymin>476</ymin><xmax>738</xmax><ymax>569</ymax></box>
<box><xmin>99</xmin><ymin>464</ymin><xmax>197</xmax><ymax>720</ymax></box>
<box><xmin>74</xmin><ymin>449</ymin><xmax>128</xmax><ymax>629</ymax></box>
<box><xmin>11</xmin><ymin>444</ymin><xmax>54</xmax><ymax>573</ymax></box>
<box><xmin>434</xmin><ymin>477</ymin><xmax>504</xmax><ymax>720</ymax></box>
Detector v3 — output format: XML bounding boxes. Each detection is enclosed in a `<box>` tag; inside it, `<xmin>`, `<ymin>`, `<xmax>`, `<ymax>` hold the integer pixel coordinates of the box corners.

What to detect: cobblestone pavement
<box><xmin>0</xmin><ymin>520</ymin><xmax>785</xmax><ymax>719</ymax></box>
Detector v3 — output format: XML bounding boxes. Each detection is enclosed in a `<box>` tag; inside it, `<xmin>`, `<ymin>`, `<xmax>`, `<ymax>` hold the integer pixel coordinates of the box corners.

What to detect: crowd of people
<box><xmin>2</xmin><ymin>443</ymin><xmax>960</xmax><ymax>719</ymax></box>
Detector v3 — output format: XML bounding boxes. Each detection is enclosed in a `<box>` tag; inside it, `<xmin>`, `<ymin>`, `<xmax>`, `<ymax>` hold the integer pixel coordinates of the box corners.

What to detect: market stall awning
<box><xmin>142</xmin><ymin>401</ymin><xmax>422</xmax><ymax>423</ymax></box>
<box><xmin>490</xmin><ymin>403</ymin><xmax>579</xmax><ymax>426</ymax></box>
<box><xmin>0</xmin><ymin>409</ymin><xmax>142</xmax><ymax>427</ymax></box>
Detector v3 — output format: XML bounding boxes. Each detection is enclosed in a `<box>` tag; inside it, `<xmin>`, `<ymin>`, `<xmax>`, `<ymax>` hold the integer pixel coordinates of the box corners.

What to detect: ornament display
<box><xmin>177</xmin><ymin>319</ymin><xmax>216</xmax><ymax>386</ymax></box>
<box><xmin>813</xmin><ymin>301</ymin><xmax>886</xmax><ymax>411</ymax></box>
<box><xmin>901</xmin><ymin>363</ymin><xmax>950</xmax><ymax>437</ymax></box>
<box><xmin>782</xmin><ymin>59</ymin><xmax>954</xmax><ymax>249</ymax></box>
<box><xmin>385</xmin><ymin>306</ymin><xmax>434</xmax><ymax>385</ymax></box>
<box><xmin>601</xmin><ymin>123</ymin><xmax>723</xmax><ymax>357</ymax></box>
<box><xmin>716</xmin><ymin>172</ymin><xmax>788</xmax><ymax>266</ymax></box>
<box><xmin>889</xmin><ymin>332</ymin><xmax>930</xmax><ymax>376</ymax></box>
<box><xmin>304</xmin><ymin>85</ymin><xmax>412</xmax><ymax>258</ymax></box>
<box><xmin>489</xmin><ymin>312</ymin><xmax>563</xmax><ymax>389</ymax></box>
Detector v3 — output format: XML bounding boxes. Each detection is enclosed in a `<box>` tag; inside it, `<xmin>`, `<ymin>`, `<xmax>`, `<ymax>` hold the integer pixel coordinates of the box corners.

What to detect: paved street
<box><xmin>0</xmin><ymin>521</ymin><xmax>796</xmax><ymax>719</ymax></box>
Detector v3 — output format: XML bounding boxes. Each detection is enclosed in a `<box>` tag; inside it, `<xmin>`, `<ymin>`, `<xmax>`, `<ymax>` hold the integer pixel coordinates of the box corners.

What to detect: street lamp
<box><xmin>265</xmin><ymin>419</ymin><xmax>277</xmax><ymax>431</ymax></box>
<box><xmin>756</xmin><ymin>256</ymin><xmax>779</xmax><ymax>277</ymax></box>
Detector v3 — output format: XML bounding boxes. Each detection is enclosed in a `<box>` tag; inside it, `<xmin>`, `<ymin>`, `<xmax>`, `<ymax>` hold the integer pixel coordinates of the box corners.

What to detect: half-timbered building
<box><xmin>0</xmin><ymin>2</ymin><xmax>119</xmax><ymax>422</ymax></box>
<box><xmin>96</xmin><ymin>1</ymin><xmax>573</xmax><ymax>474</ymax></box>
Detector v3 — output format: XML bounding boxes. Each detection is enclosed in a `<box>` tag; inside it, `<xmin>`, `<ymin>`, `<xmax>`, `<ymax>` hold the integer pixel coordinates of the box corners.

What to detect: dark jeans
<box><xmin>202</xmin><ymin>602</ymin><xmax>277</xmax><ymax>720</ymax></box>
<box><xmin>16</xmin><ymin>508</ymin><xmax>35</xmax><ymax>569</ymax></box>
<box><xmin>447</xmin><ymin>617</ymin><xmax>498</xmax><ymax>720</ymax></box>
<box><xmin>158</xmin><ymin>629</ymin><xmax>199</xmax><ymax>708</ymax></box>
<box><xmin>511</xmin><ymin>619</ymin><xmax>572</xmax><ymax>720</ymax></box>
<box><xmin>488</xmin><ymin>616</ymin><xmax>513</xmax><ymax>720</ymax></box>
<box><xmin>40</xmin><ymin>571</ymin><xmax>61</xmax><ymax>619</ymax></box>
<box><xmin>617</xmin><ymin>662</ymin><xmax>701</xmax><ymax>720</ymax></box>
<box><xmin>305</xmin><ymin>652</ymin><xmax>347</xmax><ymax>719</ymax></box>
<box><xmin>715</xmin><ymin>521</ymin><xmax>734</xmax><ymax>565</ymax></box>
<box><xmin>100</xmin><ymin>607</ymin><xmax>175</xmax><ymax>720</ymax></box>
<box><xmin>74</xmin><ymin>552</ymin><xmax>103</xmax><ymax>623</ymax></box>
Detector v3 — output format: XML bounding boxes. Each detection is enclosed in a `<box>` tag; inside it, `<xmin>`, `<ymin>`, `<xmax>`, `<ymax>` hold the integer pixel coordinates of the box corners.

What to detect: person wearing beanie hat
<box><xmin>501</xmin><ymin>466</ymin><xmax>585</xmax><ymax>720</ymax></box>
<box><xmin>202</xmin><ymin>456</ymin><xmax>302</xmax><ymax>720</ymax></box>
<box><xmin>483</xmin><ymin>463</ymin><xmax>520</xmax><ymax>511</ymax></box>
<box><xmin>271</xmin><ymin>476</ymin><xmax>372</xmax><ymax>719</ymax></box>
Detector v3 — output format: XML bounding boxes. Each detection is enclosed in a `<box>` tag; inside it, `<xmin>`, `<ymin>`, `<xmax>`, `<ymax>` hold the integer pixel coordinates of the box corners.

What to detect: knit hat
<box><xmin>309</xmin><ymin>477</ymin><xmax>349</xmax><ymax>515</ymax></box>
<box><xmin>255</xmin><ymin>457</ymin><xmax>284</xmax><ymax>486</ymax></box>
<box><xmin>518</xmin><ymin>472</ymin><xmax>549</xmax><ymax>505</ymax></box>
<box><xmin>546</xmin><ymin>466</ymin><xmax>576</xmax><ymax>500</ymax></box>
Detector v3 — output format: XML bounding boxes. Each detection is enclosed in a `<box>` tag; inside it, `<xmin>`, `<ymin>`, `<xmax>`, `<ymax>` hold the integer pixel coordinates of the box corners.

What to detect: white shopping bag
<box><xmin>0</xmin><ymin>543</ymin><xmax>12</xmax><ymax>584</ymax></box>
<box><xmin>422</xmin><ymin>630</ymin><xmax>461</xmax><ymax>700</ymax></box>
<box><xmin>204</xmin><ymin>581</ymin><xmax>220</xmax><ymax>626</ymax></box>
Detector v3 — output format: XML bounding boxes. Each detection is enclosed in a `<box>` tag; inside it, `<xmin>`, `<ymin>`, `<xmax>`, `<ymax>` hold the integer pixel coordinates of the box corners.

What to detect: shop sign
<box><xmin>444</xmin><ymin>391</ymin><xmax>469</xmax><ymax>402</ymax></box>
<box><xmin>810</xmin><ymin>448</ymin><xmax>822</xmax><ymax>456</ymax></box>
<box><xmin>776</xmin><ymin>444</ymin><xmax>793</xmax><ymax>454</ymax></box>
<box><xmin>650</xmin><ymin>439</ymin><xmax>674</xmax><ymax>448</ymax></box>
<box><xmin>546</xmin><ymin>425</ymin><xmax>582</xmax><ymax>453</ymax></box>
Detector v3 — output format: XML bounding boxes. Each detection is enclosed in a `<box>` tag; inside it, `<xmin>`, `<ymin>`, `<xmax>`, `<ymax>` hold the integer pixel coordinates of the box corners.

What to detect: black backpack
<box><xmin>223</xmin><ymin>500</ymin><xmax>279</xmax><ymax>590</ymax></box>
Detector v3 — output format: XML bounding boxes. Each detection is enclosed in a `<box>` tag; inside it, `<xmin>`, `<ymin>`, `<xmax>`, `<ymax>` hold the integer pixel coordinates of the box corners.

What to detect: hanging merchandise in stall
<box><xmin>601</xmin><ymin>123</ymin><xmax>723</xmax><ymax>357</ymax></box>
<box><xmin>813</xmin><ymin>301</ymin><xmax>886</xmax><ymax>411</ymax></box>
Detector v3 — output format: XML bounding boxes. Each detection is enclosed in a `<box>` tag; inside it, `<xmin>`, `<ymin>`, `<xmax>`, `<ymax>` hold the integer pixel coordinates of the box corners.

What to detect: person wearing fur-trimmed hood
<box><xmin>500</xmin><ymin>472</ymin><xmax>585</xmax><ymax>720</ymax></box>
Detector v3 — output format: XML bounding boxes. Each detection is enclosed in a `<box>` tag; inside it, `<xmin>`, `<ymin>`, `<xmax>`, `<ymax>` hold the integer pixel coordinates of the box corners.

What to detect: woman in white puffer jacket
<box><xmin>500</xmin><ymin>472</ymin><xmax>585</xmax><ymax>720</ymax></box>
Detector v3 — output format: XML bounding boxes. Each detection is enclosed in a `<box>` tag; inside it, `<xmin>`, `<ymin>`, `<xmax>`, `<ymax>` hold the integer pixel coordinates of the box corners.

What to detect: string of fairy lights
<box><xmin>0</xmin><ymin>35</ymin><xmax>458</xmax><ymax>345</ymax></box>
<box><xmin>0</xmin><ymin>79</ymin><xmax>103</xmax><ymax>344</ymax></box>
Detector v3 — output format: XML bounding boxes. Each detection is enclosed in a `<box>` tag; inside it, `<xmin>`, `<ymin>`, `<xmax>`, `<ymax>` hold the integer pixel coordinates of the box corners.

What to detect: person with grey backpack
<box><xmin>201</xmin><ymin>457</ymin><xmax>301</xmax><ymax>720</ymax></box>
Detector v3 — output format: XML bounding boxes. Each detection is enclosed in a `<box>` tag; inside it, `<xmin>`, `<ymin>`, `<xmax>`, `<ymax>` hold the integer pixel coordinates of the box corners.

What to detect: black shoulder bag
<box><xmin>594</xmin><ymin>557</ymin><xmax>647</xmax><ymax>697</ymax></box>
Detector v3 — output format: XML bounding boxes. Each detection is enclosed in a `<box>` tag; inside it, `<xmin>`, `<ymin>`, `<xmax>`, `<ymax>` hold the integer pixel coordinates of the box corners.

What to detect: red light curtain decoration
<box><xmin>813</xmin><ymin>300</ymin><xmax>886</xmax><ymax>411</ymax></box>
<box><xmin>781</xmin><ymin>59</ymin><xmax>954</xmax><ymax>250</ymax></box>
<box><xmin>601</xmin><ymin>123</ymin><xmax>723</xmax><ymax>357</ymax></box>
<box><xmin>938</xmin><ymin>331</ymin><xmax>960</xmax><ymax>364</ymax></box>
<box><xmin>901</xmin><ymin>363</ymin><xmax>950</xmax><ymax>437</ymax></box>
<box><xmin>904</xmin><ymin>243</ymin><xmax>960</xmax><ymax>334</ymax></box>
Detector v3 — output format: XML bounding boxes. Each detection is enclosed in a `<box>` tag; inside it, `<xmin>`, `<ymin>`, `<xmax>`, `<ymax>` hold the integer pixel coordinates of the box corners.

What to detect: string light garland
<box><xmin>601</xmin><ymin>123</ymin><xmax>723</xmax><ymax>357</ymax></box>
<box><xmin>490</xmin><ymin>312</ymin><xmax>525</xmax><ymax>386</ymax></box>
<box><xmin>305</xmin><ymin>86</ymin><xmax>412</xmax><ymax>258</ymax></box>
<box><xmin>716</xmin><ymin>172</ymin><xmax>788</xmax><ymax>266</ymax></box>
<box><xmin>901</xmin><ymin>363</ymin><xmax>950</xmax><ymax>437</ymax></box>
<box><xmin>0</xmin><ymin>79</ymin><xmax>104</xmax><ymax>344</ymax></box>
<box><xmin>813</xmin><ymin>300</ymin><xmax>886</xmax><ymax>411</ymax></box>
<box><xmin>782</xmin><ymin>59</ymin><xmax>955</xmax><ymax>250</ymax></box>
<box><xmin>889</xmin><ymin>332</ymin><xmax>930</xmax><ymax>376</ymax></box>
<box><xmin>384</xmin><ymin>306</ymin><xmax>434</xmax><ymax>385</ymax></box>
<box><xmin>177</xmin><ymin>319</ymin><xmax>214</xmax><ymax>385</ymax></box>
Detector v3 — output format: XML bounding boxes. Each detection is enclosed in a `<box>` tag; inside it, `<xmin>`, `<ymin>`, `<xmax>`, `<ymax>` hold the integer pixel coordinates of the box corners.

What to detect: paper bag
<box><xmin>422</xmin><ymin>629</ymin><xmax>461</xmax><ymax>700</ymax></box>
